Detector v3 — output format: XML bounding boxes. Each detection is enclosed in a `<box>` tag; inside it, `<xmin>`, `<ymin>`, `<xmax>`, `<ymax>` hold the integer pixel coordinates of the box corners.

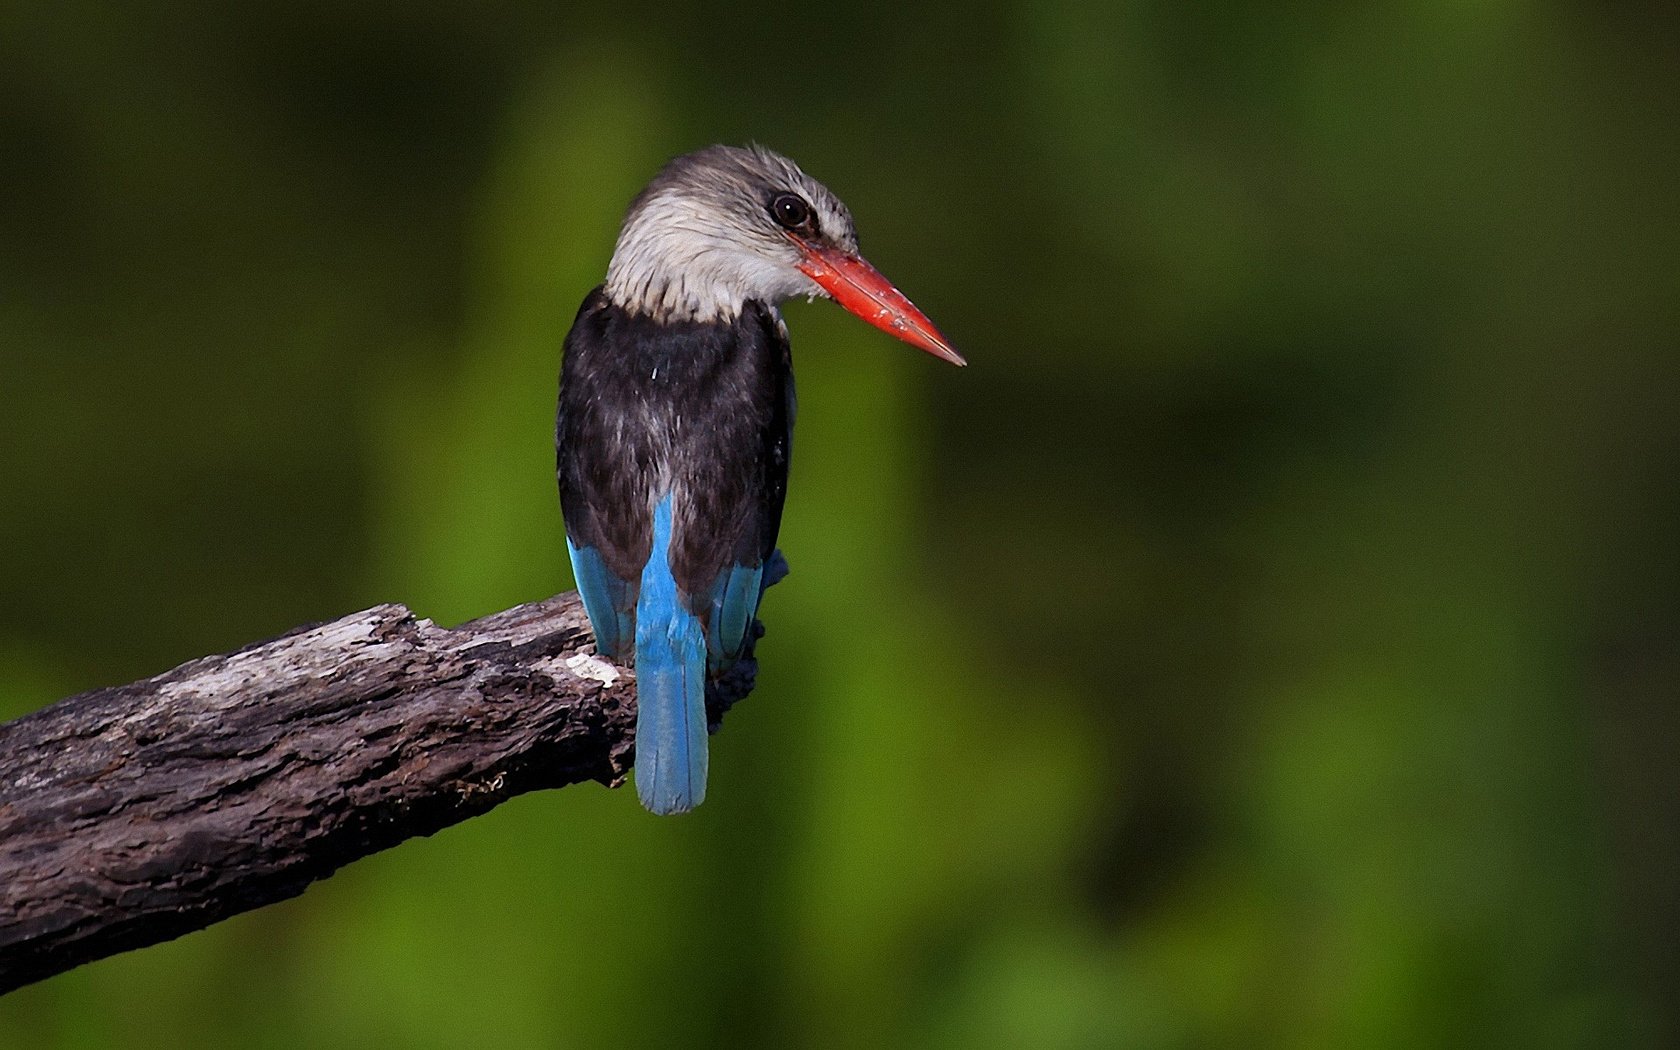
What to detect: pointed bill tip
<box><xmin>935</xmin><ymin>342</ymin><xmax>969</xmax><ymax>367</ymax></box>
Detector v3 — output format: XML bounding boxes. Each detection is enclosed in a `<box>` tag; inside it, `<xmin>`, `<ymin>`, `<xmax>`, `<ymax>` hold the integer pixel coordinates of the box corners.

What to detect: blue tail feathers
<box><xmin>633</xmin><ymin>496</ymin><xmax>709</xmax><ymax>815</ymax></box>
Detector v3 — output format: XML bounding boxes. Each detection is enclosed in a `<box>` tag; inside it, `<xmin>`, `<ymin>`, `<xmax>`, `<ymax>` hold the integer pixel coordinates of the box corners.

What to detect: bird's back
<box><xmin>557</xmin><ymin>288</ymin><xmax>793</xmax><ymax>639</ymax></box>
<box><xmin>557</xmin><ymin>287</ymin><xmax>793</xmax><ymax>812</ymax></box>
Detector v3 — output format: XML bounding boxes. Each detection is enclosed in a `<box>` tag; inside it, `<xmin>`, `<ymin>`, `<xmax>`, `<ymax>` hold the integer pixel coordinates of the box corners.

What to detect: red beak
<box><xmin>793</xmin><ymin>240</ymin><xmax>967</xmax><ymax>366</ymax></box>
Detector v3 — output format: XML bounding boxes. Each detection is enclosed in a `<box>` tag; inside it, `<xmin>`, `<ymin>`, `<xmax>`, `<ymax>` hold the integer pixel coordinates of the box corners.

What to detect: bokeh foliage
<box><xmin>2</xmin><ymin>1</ymin><xmax>1675</xmax><ymax>1046</ymax></box>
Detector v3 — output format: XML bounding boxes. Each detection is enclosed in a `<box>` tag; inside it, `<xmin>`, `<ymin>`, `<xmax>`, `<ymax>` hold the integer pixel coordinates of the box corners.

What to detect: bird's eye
<box><xmin>770</xmin><ymin>194</ymin><xmax>811</xmax><ymax>230</ymax></box>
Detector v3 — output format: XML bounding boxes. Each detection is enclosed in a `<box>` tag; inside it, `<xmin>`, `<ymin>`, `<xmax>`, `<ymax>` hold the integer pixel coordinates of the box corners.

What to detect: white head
<box><xmin>602</xmin><ymin>144</ymin><xmax>965</xmax><ymax>365</ymax></box>
<box><xmin>605</xmin><ymin>145</ymin><xmax>856</xmax><ymax>323</ymax></box>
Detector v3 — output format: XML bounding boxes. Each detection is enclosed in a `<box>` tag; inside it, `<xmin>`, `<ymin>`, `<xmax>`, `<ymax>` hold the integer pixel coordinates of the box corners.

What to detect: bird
<box><xmin>556</xmin><ymin>144</ymin><xmax>964</xmax><ymax>815</ymax></box>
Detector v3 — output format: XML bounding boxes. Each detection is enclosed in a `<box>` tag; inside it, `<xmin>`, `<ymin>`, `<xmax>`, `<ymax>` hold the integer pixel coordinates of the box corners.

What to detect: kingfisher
<box><xmin>557</xmin><ymin>145</ymin><xmax>964</xmax><ymax>815</ymax></box>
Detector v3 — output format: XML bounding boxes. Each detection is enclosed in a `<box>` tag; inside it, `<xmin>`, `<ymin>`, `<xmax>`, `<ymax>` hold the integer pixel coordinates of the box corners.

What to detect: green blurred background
<box><xmin>2</xmin><ymin>1</ymin><xmax>1676</xmax><ymax>1046</ymax></box>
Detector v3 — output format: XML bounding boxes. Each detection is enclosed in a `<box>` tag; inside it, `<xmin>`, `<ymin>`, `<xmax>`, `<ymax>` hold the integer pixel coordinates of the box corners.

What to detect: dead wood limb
<box><xmin>0</xmin><ymin>587</ymin><xmax>761</xmax><ymax>994</ymax></box>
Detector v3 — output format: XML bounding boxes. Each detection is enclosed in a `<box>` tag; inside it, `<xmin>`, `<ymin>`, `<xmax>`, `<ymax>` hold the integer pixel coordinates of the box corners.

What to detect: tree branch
<box><xmin>0</xmin><ymin>588</ymin><xmax>760</xmax><ymax>994</ymax></box>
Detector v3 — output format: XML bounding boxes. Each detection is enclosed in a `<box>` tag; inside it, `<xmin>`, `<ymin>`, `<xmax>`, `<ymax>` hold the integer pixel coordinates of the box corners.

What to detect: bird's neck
<box><xmin>602</xmin><ymin>198</ymin><xmax>755</xmax><ymax>324</ymax></box>
<box><xmin>603</xmin><ymin>262</ymin><xmax>750</xmax><ymax>326</ymax></box>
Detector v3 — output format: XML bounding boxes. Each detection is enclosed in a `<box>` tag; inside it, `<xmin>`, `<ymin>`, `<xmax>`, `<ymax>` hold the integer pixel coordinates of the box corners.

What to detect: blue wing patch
<box><xmin>705</xmin><ymin>562</ymin><xmax>764</xmax><ymax>672</ymax></box>
<box><xmin>566</xmin><ymin>540</ymin><xmax>636</xmax><ymax>662</ymax></box>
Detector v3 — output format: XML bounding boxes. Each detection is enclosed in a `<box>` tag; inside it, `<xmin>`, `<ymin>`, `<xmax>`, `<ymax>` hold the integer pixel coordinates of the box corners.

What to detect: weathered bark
<box><xmin>0</xmin><ymin>589</ymin><xmax>759</xmax><ymax>994</ymax></box>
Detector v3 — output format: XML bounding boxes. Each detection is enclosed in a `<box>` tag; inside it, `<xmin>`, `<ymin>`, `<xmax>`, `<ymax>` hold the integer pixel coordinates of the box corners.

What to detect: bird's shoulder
<box><xmin>564</xmin><ymin>290</ymin><xmax>787</xmax><ymax>386</ymax></box>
